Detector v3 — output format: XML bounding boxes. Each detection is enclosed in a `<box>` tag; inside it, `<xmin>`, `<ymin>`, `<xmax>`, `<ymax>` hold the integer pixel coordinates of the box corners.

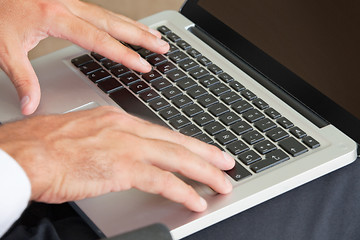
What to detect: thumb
<box><xmin>0</xmin><ymin>46</ymin><xmax>41</xmax><ymax>115</ymax></box>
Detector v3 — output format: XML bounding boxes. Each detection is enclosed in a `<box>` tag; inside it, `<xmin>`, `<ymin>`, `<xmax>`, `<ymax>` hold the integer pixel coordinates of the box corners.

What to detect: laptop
<box><xmin>0</xmin><ymin>0</ymin><xmax>359</xmax><ymax>239</ymax></box>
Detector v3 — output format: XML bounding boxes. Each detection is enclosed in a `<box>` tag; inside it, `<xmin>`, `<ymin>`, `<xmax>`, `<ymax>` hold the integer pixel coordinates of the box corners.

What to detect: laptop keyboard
<box><xmin>71</xmin><ymin>25</ymin><xmax>321</xmax><ymax>182</ymax></box>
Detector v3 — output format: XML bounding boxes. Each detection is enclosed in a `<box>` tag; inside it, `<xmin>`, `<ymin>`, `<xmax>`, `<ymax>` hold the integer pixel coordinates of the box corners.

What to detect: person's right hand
<box><xmin>0</xmin><ymin>0</ymin><xmax>169</xmax><ymax>115</ymax></box>
<box><xmin>0</xmin><ymin>106</ymin><xmax>235</xmax><ymax>212</ymax></box>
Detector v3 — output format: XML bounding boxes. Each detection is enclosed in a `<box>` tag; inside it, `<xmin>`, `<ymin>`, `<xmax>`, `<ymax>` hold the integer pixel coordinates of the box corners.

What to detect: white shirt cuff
<box><xmin>0</xmin><ymin>149</ymin><xmax>31</xmax><ymax>237</ymax></box>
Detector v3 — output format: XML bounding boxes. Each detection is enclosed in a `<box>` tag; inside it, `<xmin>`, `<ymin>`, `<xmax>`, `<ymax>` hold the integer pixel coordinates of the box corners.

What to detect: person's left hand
<box><xmin>0</xmin><ymin>0</ymin><xmax>169</xmax><ymax>115</ymax></box>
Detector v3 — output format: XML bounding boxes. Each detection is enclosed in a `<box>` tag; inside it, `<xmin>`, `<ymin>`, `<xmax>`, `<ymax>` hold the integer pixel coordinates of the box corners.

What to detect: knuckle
<box><xmin>92</xmin><ymin>30</ymin><xmax>113</xmax><ymax>49</ymax></box>
<box><xmin>37</xmin><ymin>0</ymin><xmax>67</xmax><ymax>20</ymax></box>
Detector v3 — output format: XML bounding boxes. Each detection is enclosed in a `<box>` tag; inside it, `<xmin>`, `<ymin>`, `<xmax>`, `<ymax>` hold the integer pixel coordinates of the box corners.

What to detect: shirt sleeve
<box><xmin>0</xmin><ymin>149</ymin><xmax>31</xmax><ymax>237</ymax></box>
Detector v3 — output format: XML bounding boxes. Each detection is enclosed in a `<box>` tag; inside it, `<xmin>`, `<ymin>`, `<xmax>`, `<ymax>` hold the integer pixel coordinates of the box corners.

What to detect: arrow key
<box><xmin>279</xmin><ymin>137</ymin><xmax>308</xmax><ymax>157</ymax></box>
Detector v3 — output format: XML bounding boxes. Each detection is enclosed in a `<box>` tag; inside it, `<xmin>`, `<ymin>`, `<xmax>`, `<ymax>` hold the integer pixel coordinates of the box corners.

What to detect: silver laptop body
<box><xmin>0</xmin><ymin>6</ymin><xmax>357</xmax><ymax>240</ymax></box>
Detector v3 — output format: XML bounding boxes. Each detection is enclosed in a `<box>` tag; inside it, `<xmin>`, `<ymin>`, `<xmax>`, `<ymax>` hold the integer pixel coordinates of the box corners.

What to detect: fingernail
<box><xmin>20</xmin><ymin>96</ymin><xmax>30</xmax><ymax>110</ymax></box>
<box><xmin>157</xmin><ymin>37</ymin><xmax>169</xmax><ymax>48</ymax></box>
<box><xmin>199</xmin><ymin>197</ymin><xmax>207</xmax><ymax>209</ymax></box>
<box><xmin>139</xmin><ymin>56</ymin><xmax>151</xmax><ymax>69</ymax></box>
<box><xmin>149</xmin><ymin>28</ymin><xmax>161</xmax><ymax>37</ymax></box>
<box><xmin>224</xmin><ymin>177</ymin><xmax>233</xmax><ymax>192</ymax></box>
<box><xmin>222</xmin><ymin>151</ymin><xmax>235</xmax><ymax>164</ymax></box>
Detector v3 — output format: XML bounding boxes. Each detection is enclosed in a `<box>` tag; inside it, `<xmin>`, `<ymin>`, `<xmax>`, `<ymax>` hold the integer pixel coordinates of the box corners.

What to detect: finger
<box><xmin>0</xmin><ymin>39</ymin><xmax>40</xmax><ymax>115</ymax></box>
<box><xmin>50</xmin><ymin>13</ymin><xmax>152</xmax><ymax>73</ymax></box>
<box><xmin>112</xmin><ymin>113</ymin><xmax>235</xmax><ymax>170</ymax></box>
<box><xmin>68</xmin><ymin>1</ymin><xmax>169</xmax><ymax>54</ymax></box>
<box><xmin>130</xmin><ymin>162</ymin><xmax>207</xmax><ymax>212</ymax></box>
<box><xmin>131</xmin><ymin>136</ymin><xmax>232</xmax><ymax>195</ymax></box>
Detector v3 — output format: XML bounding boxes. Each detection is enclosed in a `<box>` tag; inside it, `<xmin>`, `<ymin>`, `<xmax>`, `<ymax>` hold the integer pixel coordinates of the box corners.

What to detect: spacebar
<box><xmin>109</xmin><ymin>88</ymin><xmax>169</xmax><ymax>128</ymax></box>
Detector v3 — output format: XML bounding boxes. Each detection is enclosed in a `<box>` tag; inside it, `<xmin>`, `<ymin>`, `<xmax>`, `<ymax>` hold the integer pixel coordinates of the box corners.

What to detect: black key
<box><xmin>172</xmin><ymin>95</ymin><xmax>193</xmax><ymax>108</ymax></box>
<box><xmin>71</xmin><ymin>54</ymin><xmax>93</xmax><ymax>67</ymax></box>
<box><xmin>254</xmin><ymin>118</ymin><xmax>277</xmax><ymax>132</ymax></box>
<box><xmin>208</xmin><ymin>103</ymin><xmax>230</xmax><ymax>117</ymax></box>
<box><xmin>91</xmin><ymin>52</ymin><xmax>106</xmax><ymax>61</ymax></box>
<box><xmin>189</xmin><ymin>67</ymin><xmax>210</xmax><ymax>80</ymax></box>
<box><xmin>152</xmin><ymin>78</ymin><xmax>171</xmax><ymax>91</ymax></box>
<box><xmin>169</xmin><ymin>116</ymin><xmax>191</xmax><ymax>129</ymax></box>
<box><xmin>149</xmin><ymin>98</ymin><xmax>170</xmax><ymax>111</ymax></box>
<box><xmin>204</xmin><ymin>122</ymin><xmax>226</xmax><ymax>136</ymax></box>
<box><xmin>182</xmin><ymin>104</ymin><xmax>204</xmax><ymax>117</ymax></box>
<box><xmin>97</xmin><ymin>78</ymin><xmax>123</xmax><ymax>94</ymax></box>
<box><xmin>177</xmin><ymin>40</ymin><xmax>192</xmax><ymax>50</ymax></box>
<box><xmin>187</xmin><ymin>86</ymin><xmax>207</xmax><ymax>99</ymax></box>
<box><xmin>277</xmin><ymin>117</ymin><xmax>294</xmax><ymax>129</ymax></box>
<box><xmin>129</xmin><ymin>44</ymin><xmax>142</xmax><ymax>51</ymax></box>
<box><xmin>238</xmin><ymin>150</ymin><xmax>262</xmax><ymax>165</ymax></box>
<box><xmin>193</xmin><ymin>112</ymin><xmax>215</xmax><ymax>126</ymax></box>
<box><xmin>250</xmin><ymin>149</ymin><xmax>290</xmax><ymax>173</ymax></box>
<box><xmin>165</xmin><ymin>43</ymin><xmax>179</xmax><ymax>55</ymax></box>
<box><xmin>232</xmin><ymin>100</ymin><xmax>254</xmax><ymax>114</ymax></box>
<box><xmin>215</xmin><ymin>131</ymin><xmax>238</xmax><ymax>145</ymax></box>
<box><xmin>209</xmin><ymin>83</ymin><xmax>231</xmax><ymax>96</ymax></box>
<box><xmin>157</xmin><ymin>62</ymin><xmax>177</xmax><ymax>74</ymax></box>
<box><xmin>111</xmin><ymin>65</ymin><xmax>131</xmax><ymax>77</ymax></box>
<box><xmin>177</xmin><ymin>78</ymin><xmax>197</xmax><ymax>90</ymax></box>
<box><xmin>101</xmin><ymin>59</ymin><xmax>119</xmax><ymax>69</ymax></box>
<box><xmin>194</xmin><ymin>133</ymin><xmax>214</xmax><ymax>144</ymax></box>
<box><xmin>88</xmin><ymin>69</ymin><xmax>111</xmax><ymax>83</ymax></box>
<box><xmin>199</xmin><ymin>75</ymin><xmax>220</xmax><ymax>88</ymax></box>
<box><xmin>266</xmin><ymin>127</ymin><xmax>289</xmax><ymax>142</ymax></box>
<box><xmin>226</xmin><ymin>161</ymin><xmax>252</xmax><ymax>181</ymax></box>
<box><xmin>242</xmin><ymin>130</ymin><xmax>265</xmax><ymax>145</ymax></box>
<box><xmin>79</xmin><ymin>62</ymin><xmax>101</xmax><ymax>75</ymax></box>
<box><xmin>180</xmin><ymin>124</ymin><xmax>202</xmax><ymax>137</ymax></box>
<box><xmin>279</xmin><ymin>137</ymin><xmax>308</xmax><ymax>157</ymax></box>
<box><xmin>187</xmin><ymin>48</ymin><xmax>202</xmax><ymax>58</ymax></box>
<box><xmin>157</xmin><ymin>25</ymin><xmax>171</xmax><ymax>34</ymax></box>
<box><xmin>119</xmin><ymin>73</ymin><xmax>140</xmax><ymax>86</ymax></box>
<box><xmin>229</xmin><ymin>81</ymin><xmax>245</xmax><ymax>92</ymax></box>
<box><xmin>161</xmin><ymin>86</ymin><xmax>182</xmax><ymax>100</ymax></box>
<box><xmin>197</xmin><ymin>94</ymin><xmax>219</xmax><ymax>108</ymax></box>
<box><xmin>289</xmin><ymin>127</ymin><xmax>307</xmax><ymax>139</ymax></box>
<box><xmin>220</xmin><ymin>92</ymin><xmax>242</xmax><ymax>105</ymax></box>
<box><xmin>138</xmin><ymin>48</ymin><xmax>155</xmax><ymax>58</ymax></box>
<box><xmin>197</xmin><ymin>56</ymin><xmax>212</xmax><ymax>66</ymax></box>
<box><xmin>230</xmin><ymin>121</ymin><xmax>253</xmax><ymax>135</ymax></box>
<box><xmin>302</xmin><ymin>136</ymin><xmax>320</xmax><ymax>149</ymax></box>
<box><xmin>109</xmin><ymin>88</ymin><xmax>168</xmax><ymax>128</ymax></box>
<box><xmin>129</xmin><ymin>81</ymin><xmax>150</xmax><ymax>94</ymax></box>
<box><xmin>226</xmin><ymin>140</ymin><xmax>250</xmax><ymax>155</ymax></box>
<box><xmin>166</xmin><ymin>69</ymin><xmax>187</xmax><ymax>82</ymax></box>
<box><xmin>139</xmin><ymin>90</ymin><xmax>160</xmax><ymax>102</ymax></box>
<box><xmin>253</xmin><ymin>98</ymin><xmax>269</xmax><ymax>110</ymax></box>
<box><xmin>207</xmin><ymin>64</ymin><xmax>223</xmax><ymax>75</ymax></box>
<box><xmin>166</xmin><ymin>32</ymin><xmax>181</xmax><ymax>42</ymax></box>
<box><xmin>219</xmin><ymin>112</ymin><xmax>241</xmax><ymax>126</ymax></box>
<box><xmin>169</xmin><ymin>51</ymin><xmax>189</xmax><ymax>63</ymax></box>
<box><xmin>241</xmin><ymin>89</ymin><xmax>257</xmax><ymax>101</ymax></box>
<box><xmin>218</xmin><ymin>72</ymin><xmax>234</xmax><ymax>83</ymax></box>
<box><xmin>142</xmin><ymin>70</ymin><xmax>162</xmax><ymax>82</ymax></box>
<box><xmin>242</xmin><ymin>109</ymin><xmax>265</xmax><ymax>123</ymax></box>
<box><xmin>254</xmin><ymin>140</ymin><xmax>277</xmax><ymax>155</ymax></box>
<box><xmin>179</xmin><ymin>59</ymin><xmax>199</xmax><ymax>71</ymax></box>
<box><xmin>264</xmin><ymin>108</ymin><xmax>282</xmax><ymax>119</ymax></box>
<box><xmin>147</xmin><ymin>54</ymin><xmax>167</xmax><ymax>66</ymax></box>
<box><xmin>159</xmin><ymin>107</ymin><xmax>181</xmax><ymax>120</ymax></box>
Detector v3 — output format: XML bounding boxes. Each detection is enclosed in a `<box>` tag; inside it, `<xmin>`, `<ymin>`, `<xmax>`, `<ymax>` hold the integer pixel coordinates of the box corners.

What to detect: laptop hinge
<box><xmin>188</xmin><ymin>25</ymin><xmax>328</xmax><ymax>129</ymax></box>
